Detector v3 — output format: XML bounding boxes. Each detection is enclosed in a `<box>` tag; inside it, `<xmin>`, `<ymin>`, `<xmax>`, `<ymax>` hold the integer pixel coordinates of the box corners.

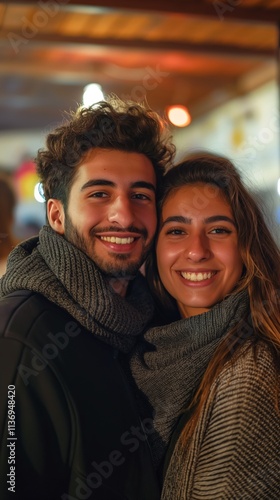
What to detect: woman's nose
<box><xmin>184</xmin><ymin>234</ymin><xmax>211</xmax><ymax>262</ymax></box>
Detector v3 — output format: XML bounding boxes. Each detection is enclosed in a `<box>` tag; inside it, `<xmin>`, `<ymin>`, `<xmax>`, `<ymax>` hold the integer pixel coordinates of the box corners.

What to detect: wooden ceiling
<box><xmin>0</xmin><ymin>0</ymin><xmax>280</xmax><ymax>131</ymax></box>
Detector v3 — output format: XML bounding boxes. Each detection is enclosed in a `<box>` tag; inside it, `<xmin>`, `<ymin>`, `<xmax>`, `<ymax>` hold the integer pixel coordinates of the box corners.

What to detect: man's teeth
<box><xmin>100</xmin><ymin>236</ymin><xmax>135</xmax><ymax>244</ymax></box>
<box><xmin>181</xmin><ymin>272</ymin><xmax>215</xmax><ymax>282</ymax></box>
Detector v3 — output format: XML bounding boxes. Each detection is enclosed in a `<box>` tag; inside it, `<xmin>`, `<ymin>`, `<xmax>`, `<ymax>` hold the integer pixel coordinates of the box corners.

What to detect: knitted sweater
<box><xmin>162</xmin><ymin>343</ymin><xmax>280</xmax><ymax>499</ymax></box>
<box><xmin>130</xmin><ymin>290</ymin><xmax>250</xmax><ymax>467</ymax></box>
<box><xmin>130</xmin><ymin>291</ymin><xmax>280</xmax><ymax>498</ymax></box>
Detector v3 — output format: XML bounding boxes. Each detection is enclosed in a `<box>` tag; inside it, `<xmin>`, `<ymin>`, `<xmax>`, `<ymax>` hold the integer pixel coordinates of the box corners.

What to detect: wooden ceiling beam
<box><xmin>0</xmin><ymin>31</ymin><xmax>275</xmax><ymax>59</ymax></box>
<box><xmin>3</xmin><ymin>0</ymin><xmax>280</xmax><ymax>23</ymax></box>
<box><xmin>0</xmin><ymin>59</ymin><xmax>241</xmax><ymax>84</ymax></box>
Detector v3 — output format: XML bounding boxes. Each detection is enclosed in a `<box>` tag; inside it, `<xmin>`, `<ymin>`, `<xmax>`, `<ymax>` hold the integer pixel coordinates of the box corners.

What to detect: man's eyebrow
<box><xmin>80</xmin><ymin>180</ymin><xmax>156</xmax><ymax>192</ymax></box>
<box><xmin>161</xmin><ymin>214</ymin><xmax>236</xmax><ymax>227</ymax></box>
<box><xmin>131</xmin><ymin>181</ymin><xmax>156</xmax><ymax>193</ymax></box>
<box><xmin>81</xmin><ymin>179</ymin><xmax>115</xmax><ymax>191</ymax></box>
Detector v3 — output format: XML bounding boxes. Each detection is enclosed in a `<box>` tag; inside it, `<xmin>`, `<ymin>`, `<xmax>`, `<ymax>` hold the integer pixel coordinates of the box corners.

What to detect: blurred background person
<box><xmin>0</xmin><ymin>173</ymin><xmax>19</xmax><ymax>277</ymax></box>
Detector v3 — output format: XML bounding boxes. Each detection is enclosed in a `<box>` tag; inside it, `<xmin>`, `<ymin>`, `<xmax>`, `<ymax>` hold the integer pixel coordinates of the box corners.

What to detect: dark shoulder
<box><xmin>0</xmin><ymin>290</ymin><xmax>73</xmax><ymax>342</ymax></box>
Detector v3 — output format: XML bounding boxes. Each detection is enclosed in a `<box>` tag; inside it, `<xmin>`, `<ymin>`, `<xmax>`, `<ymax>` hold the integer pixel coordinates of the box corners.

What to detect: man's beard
<box><xmin>64</xmin><ymin>214</ymin><xmax>151</xmax><ymax>278</ymax></box>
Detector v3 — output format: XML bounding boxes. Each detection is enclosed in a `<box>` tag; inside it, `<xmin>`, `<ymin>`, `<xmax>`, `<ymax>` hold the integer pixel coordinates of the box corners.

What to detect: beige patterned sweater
<box><xmin>162</xmin><ymin>344</ymin><xmax>280</xmax><ymax>499</ymax></box>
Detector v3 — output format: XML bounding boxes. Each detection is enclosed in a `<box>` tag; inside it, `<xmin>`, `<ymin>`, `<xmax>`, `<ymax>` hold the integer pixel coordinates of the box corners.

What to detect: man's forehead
<box><xmin>75</xmin><ymin>149</ymin><xmax>157</xmax><ymax>187</ymax></box>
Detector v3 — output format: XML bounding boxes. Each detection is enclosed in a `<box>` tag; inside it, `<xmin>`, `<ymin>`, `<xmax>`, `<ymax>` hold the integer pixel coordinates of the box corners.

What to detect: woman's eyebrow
<box><xmin>205</xmin><ymin>215</ymin><xmax>236</xmax><ymax>226</ymax></box>
<box><xmin>161</xmin><ymin>214</ymin><xmax>236</xmax><ymax>227</ymax></box>
<box><xmin>161</xmin><ymin>215</ymin><xmax>191</xmax><ymax>227</ymax></box>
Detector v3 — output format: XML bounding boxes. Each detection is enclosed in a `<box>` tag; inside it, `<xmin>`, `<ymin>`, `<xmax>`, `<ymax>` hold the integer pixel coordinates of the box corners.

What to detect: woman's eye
<box><xmin>166</xmin><ymin>228</ymin><xmax>185</xmax><ymax>235</ymax></box>
<box><xmin>210</xmin><ymin>227</ymin><xmax>232</xmax><ymax>234</ymax></box>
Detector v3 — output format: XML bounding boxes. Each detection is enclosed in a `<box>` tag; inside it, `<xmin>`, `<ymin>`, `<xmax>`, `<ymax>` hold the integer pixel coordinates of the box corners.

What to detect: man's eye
<box><xmin>132</xmin><ymin>193</ymin><xmax>149</xmax><ymax>200</ymax></box>
<box><xmin>89</xmin><ymin>192</ymin><xmax>108</xmax><ymax>198</ymax></box>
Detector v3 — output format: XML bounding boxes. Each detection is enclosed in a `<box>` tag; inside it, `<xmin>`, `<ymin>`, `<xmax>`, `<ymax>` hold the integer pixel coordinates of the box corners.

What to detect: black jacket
<box><xmin>0</xmin><ymin>290</ymin><xmax>159</xmax><ymax>500</ymax></box>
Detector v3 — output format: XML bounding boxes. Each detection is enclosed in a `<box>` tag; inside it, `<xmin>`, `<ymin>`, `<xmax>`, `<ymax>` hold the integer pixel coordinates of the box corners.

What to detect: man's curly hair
<box><xmin>36</xmin><ymin>96</ymin><xmax>175</xmax><ymax>207</ymax></box>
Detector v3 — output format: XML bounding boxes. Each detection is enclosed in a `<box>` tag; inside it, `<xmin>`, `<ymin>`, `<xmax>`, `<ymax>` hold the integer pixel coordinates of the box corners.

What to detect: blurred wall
<box><xmin>0</xmin><ymin>79</ymin><xmax>279</xmax><ymax>243</ymax></box>
<box><xmin>173</xmin><ymin>79</ymin><xmax>280</xmax><ymax>244</ymax></box>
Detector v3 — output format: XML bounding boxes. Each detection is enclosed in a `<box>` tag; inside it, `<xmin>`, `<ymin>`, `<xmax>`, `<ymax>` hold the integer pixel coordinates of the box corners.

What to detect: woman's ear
<box><xmin>47</xmin><ymin>199</ymin><xmax>65</xmax><ymax>234</ymax></box>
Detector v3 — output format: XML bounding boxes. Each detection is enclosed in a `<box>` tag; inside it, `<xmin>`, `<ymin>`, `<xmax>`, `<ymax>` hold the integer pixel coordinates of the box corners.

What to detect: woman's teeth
<box><xmin>180</xmin><ymin>271</ymin><xmax>215</xmax><ymax>282</ymax></box>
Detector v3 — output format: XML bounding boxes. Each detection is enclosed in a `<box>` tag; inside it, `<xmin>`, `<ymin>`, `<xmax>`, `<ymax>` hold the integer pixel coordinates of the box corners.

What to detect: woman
<box><xmin>130</xmin><ymin>153</ymin><xmax>280</xmax><ymax>499</ymax></box>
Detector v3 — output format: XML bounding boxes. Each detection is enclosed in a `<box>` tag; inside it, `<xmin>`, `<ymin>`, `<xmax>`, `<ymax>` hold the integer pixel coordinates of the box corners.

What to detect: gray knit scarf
<box><xmin>0</xmin><ymin>225</ymin><xmax>154</xmax><ymax>353</ymax></box>
<box><xmin>130</xmin><ymin>289</ymin><xmax>249</xmax><ymax>467</ymax></box>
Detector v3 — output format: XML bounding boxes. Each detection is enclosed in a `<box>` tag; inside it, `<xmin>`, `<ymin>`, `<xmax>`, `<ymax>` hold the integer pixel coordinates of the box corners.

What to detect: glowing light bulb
<box><xmin>83</xmin><ymin>83</ymin><xmax>104</xmax><ymax>107</ymax></box>
<box><xmin>167</xmin><ymin>105</ymin><xmax>191</xmax><ymax>127</ymax></box>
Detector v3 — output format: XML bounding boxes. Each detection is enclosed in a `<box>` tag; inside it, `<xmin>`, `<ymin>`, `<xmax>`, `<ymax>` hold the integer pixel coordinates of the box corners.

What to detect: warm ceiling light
<box><xmin>166</xmin><ymin>105</ymin><xmax>191</xmax><ymax>127</ymax></box>
<box><xmin>83</xmin><ymin>83</ymin><xmax>104</xmax><ymax>107</ymax></box>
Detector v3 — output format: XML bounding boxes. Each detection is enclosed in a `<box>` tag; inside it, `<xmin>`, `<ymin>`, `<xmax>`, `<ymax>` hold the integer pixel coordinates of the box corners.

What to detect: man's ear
<box><xmin>47</xmin><ymin>199</ymin><xmax>65</xmax><ymax>234</ymax></box>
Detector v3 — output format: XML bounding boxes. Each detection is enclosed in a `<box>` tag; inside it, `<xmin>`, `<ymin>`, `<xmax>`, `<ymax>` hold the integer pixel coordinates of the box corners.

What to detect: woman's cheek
<box><xmin>157</xmin><ymin>240</ymin><xmax>180</xmax><ymax>277</ymax></box>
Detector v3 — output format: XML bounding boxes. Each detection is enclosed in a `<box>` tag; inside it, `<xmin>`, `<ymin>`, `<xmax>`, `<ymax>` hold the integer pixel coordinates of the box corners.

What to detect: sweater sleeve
<box><xmin>187</xmin><ymin>345</ymin><xmax>280</xmax><ymax>499</ymax></box>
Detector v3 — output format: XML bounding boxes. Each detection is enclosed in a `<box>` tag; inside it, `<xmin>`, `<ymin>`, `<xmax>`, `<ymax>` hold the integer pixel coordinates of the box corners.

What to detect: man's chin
<box><xmin>100</xmin><ymin>265</ymin><xmax>140</xmax><ymax>279</ymax></box>
<box><xmin>96</xmin><ymin>258</ymin><xmax>143</xmax><ymax>279</ymax></box>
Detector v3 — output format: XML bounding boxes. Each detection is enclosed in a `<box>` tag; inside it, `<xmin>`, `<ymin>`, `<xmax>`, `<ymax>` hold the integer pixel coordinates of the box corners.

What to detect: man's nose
<box><xmin>107</xmin><ymin>196</ymin><xmax>135</xmax><ymax>227</ymax></box>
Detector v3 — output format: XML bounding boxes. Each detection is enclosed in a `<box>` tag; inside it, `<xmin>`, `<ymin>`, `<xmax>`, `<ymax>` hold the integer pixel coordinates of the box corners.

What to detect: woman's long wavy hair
<box><xmin>146</xmin><ymin>152</ymin><xmax>280</xmax><ymax>441</ymax></box>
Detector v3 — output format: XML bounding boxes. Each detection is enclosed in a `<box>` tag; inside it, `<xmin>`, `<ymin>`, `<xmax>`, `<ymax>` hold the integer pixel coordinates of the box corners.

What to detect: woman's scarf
<box><xmin>130</xmin><ymin>289</ymin><xmax>249</xmax><ymax>466</ymax></box>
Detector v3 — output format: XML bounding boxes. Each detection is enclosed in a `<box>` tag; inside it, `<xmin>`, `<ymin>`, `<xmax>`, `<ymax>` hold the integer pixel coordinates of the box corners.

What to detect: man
<box><xmin>0</xmin><ymin>99</ymin><xmax>174</xmax><ymax>500</ymax></box>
